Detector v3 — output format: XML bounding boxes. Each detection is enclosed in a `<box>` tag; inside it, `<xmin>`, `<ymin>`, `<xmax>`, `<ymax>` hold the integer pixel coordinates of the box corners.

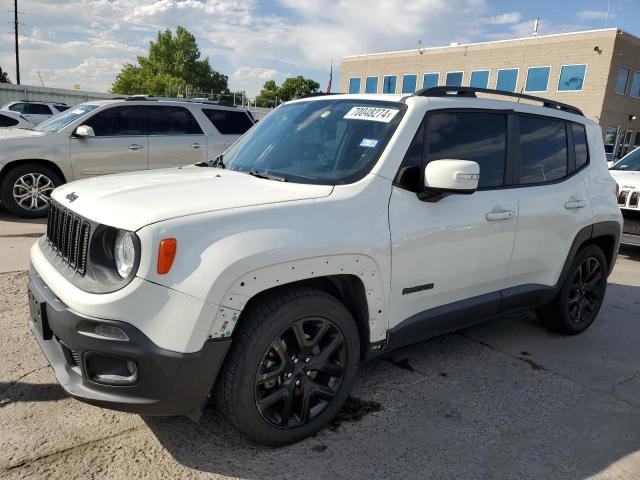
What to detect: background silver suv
<box><xmin>0</xmin><ymin>98</ymin><xmax>255</xmax><ymax>217</ymax></box>
<box><xmin>1</xmin><ymin>101</ymin><xmax>69</xmax><ymax>125</ymax></box>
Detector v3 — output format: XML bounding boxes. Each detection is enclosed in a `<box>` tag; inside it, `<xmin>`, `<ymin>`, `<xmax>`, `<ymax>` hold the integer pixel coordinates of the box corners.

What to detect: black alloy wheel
<box><xmin>567</xmin><ymin>256</ymin><xmax>604</xmax><ymax>325</ymax></box>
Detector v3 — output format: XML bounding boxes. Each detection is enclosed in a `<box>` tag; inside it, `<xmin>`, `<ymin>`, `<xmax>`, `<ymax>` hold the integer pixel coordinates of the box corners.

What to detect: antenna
<box><xmin>37</xmin><ymin>71</ymin><xmax>45</xmax><ymax>88</ymax></box>
<box><xmin>605</xmin><ymin>0</ymin><xmax>612</xmax><ymax>28</ymax></box>
<box><xmin>533</xmin><ymin>17</ymin><xmax>539</xmax><ymax>36</ymax></box>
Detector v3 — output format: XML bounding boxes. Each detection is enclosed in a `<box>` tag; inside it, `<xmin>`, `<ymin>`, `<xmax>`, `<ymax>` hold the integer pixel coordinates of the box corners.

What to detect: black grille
<box><xmin>629</xmin><ymin>192</ymin><xmax>639</xmax><ymax>208</ymax></box>
<box><xmin>618</xmin><ymin>190</ymin><xmax>630</xmax><ymax>206</ymax></box>
<box><xmin>46</xmin><ymin>202</ymin><xmax>91</xmax><ymax>275</ymax></box>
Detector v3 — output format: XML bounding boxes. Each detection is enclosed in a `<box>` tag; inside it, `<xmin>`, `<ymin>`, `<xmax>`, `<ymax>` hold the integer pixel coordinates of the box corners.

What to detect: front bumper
<box><xmin>27</xmin><ymin>268</ymin><xmax>231</xmax><ymax>416</ymax></box>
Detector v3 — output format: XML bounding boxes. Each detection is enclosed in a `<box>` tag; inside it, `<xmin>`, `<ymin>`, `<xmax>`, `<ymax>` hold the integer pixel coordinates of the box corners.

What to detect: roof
<box><xmin>342</xmin><ymin>27</ymin><xmax>630</xmax><ymax>60</ymax></box>
<box><xmin>79</xmin><ymin>98</ymin><xmax>249</xmax><ymax>111</ymax></box>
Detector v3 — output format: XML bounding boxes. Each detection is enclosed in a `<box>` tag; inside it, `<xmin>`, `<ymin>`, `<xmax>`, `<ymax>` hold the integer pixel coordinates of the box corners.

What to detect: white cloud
<box><xmin>482</xmin><ymin>12</ymin><xmax>522</xmax><ymax>25</ymax></box>
<box><xmin>575</xmin><ymin>10</ymin><xmax>610</xmax><ymax>22</ymax></box>
<box><xmin>229</xmin><ymin>66</ymin><xmax>281</xmax><ymax>94</ymax></box>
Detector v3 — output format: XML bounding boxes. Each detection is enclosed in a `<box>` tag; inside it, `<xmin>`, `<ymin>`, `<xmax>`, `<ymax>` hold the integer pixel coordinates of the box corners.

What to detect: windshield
<box><xmin>221</xmin><ymin>99</ymin><xmax>406</xmax><ymax>185</ymax></box>
<box><xmin>612</xmin><ymin>148</ymin><xmax>640</xmax><ymax>171</ymax></box>
<box><xmin>34</xmin><ymin>104</ymin><xmax>98</xmax><ymax>133</ymax></box>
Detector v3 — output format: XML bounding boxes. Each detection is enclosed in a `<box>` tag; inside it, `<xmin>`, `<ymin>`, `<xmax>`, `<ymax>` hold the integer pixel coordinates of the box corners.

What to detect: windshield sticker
<box><xmin>71</xmin><ymin>109</ymin><xmax>85</xmax><ymax>115</ymax></box>
<box><xmin>343</xmin><ymin>106</ymin><xmax>399</xmax><ymax>123</ymax></box>
<box><xmin>320</xmin><ymin>110</ymin><xmax>331</xmax><ymax>119</ymax></box>
<box><xmin>359</xmin><ymin>138</ymin><xmax>379</xmax><ymax>148</ymax></box>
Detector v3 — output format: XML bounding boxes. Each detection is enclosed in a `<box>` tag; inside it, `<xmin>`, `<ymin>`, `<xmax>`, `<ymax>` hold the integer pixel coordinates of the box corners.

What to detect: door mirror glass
<box><xmin>75</xmin><ymin>125</ymin><xmax>95</xmax><ymax>138</ymax></box>
<box><xmin>419</xmin><ymin>159</ymin><xmax>480</xmax><ymax>202</ymax></box>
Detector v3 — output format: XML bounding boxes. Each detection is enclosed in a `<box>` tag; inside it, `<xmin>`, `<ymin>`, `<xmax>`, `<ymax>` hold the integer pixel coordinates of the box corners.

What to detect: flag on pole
<box><xmin>326</xmin><ymin>61</ymin><xmax>333</xmax><ymax>93</ymax></box>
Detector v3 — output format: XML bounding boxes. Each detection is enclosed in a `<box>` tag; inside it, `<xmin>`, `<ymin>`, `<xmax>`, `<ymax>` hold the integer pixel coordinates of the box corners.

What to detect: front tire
<box><xmin>537</xmin><ymin>244</ymin><xmax>608</xmax><ymax>335</ymax></box>
<box><xmin>216</xmin><ymin>287</ymin><xmax>360</xmax><ymax>446</ymax></box>
<box><xmin>0</xmin><ymin>163</ymin><xmax>62</xmax><ymax>218</ymax></box>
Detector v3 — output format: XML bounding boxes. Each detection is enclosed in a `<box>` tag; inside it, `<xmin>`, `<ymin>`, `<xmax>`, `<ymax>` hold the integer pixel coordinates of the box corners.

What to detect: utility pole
<box><xmin>14</xmin><ymin>0</ymin><xmax>20</xmax><ymax>84</ymax></box>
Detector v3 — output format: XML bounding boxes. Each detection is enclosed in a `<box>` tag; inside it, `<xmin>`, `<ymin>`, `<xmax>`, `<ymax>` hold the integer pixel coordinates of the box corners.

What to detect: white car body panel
<box><xmin>0</xmin><ymin>110</ymin><xmax>34</xmax><ymax>129</ymax></box>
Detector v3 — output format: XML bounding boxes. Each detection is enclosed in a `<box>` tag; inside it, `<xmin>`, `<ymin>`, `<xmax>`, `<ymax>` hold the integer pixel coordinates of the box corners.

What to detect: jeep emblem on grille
<box><xmin>65</xmin><ymin>192</ymin><xmax>78</xmax><ymax>203</ymax></box>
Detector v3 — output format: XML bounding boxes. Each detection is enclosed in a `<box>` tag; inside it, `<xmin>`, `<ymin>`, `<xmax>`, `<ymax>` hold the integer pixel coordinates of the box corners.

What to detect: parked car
<box><xmin>0</xmin><ymin>109</ymin><xmax>34</xmax><ymax>129</ymax></box>
<box><xmin>0</xmin><ymin>98</ymin><xmax>255</xmax><ymax>217</ymax></box>
<box><xmin>609</xmin><ymin>147</ymin><xmax>640</xmax><ymax>246</ymax></box>
<box><xmin>27</xmin><ymin>87</ymin><xmax>622</xmax><ymax>446</ymax></box>
<box><xmin>1</xmin><ymin>100</ymin><xmax>69</xmax><ymax>125</ymax></box>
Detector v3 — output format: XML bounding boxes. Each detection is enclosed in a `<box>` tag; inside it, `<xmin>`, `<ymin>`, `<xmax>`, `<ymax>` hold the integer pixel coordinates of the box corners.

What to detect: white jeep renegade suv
<box><xmin>0</xmin><ymin>98</ymin><xmax>254</xmax><ymax>217</ymax></box>
<box><xmin>27</xmin><ymin>87</ymin><xmax>622</xmax><ymax>445</ymax></box>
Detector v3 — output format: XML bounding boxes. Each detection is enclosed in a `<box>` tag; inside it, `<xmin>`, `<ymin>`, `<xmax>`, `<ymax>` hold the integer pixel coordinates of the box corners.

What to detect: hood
<box><xmin>610</xmin><ymin>169</ymin><xmax>640</xmax><ymax>189</ymax></box>
<box><xmin>0</xmin><ymin>128</ymin><xmax>45</xmax><ymax>140</ymax></box>
<box><xmin>52</xmin><ymin>166</ymin><xmax>334</xmax><ymax>231</ymax></box>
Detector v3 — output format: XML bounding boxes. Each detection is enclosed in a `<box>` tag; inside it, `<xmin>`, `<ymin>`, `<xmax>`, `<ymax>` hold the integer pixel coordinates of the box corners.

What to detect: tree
<box><xmin>255</xmin><ymin>76</ymin><xmax>320</xmax><ymax>107</ymax></box>
<box><xmin>0</xmin><ymin>66</ymin><xmax>11</xmax><ymax>84</ymax></box>
<box><xmin>112</xmin><ymin>26</ymin><xmax>228</xmax><ymax>96</ymax></box>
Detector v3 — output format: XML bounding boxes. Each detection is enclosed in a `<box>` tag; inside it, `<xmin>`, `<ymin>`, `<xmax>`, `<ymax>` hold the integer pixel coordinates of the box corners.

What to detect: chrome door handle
<box><xmin>192</xmin><ymin>143</ymin><xmax>206</xmax><ymax>149</ymax></box>
<box><xmin>128</xmin><ymin>144</ymin><xmax>144</xmax><ymax>150</ymax></box>
<box><xmin>565</xmin><ymin>200</ymin><xmax>587</xmax><ymax>209</ymax></box>
<box><xmin>486</xmin><ymin>209</ymin><xmax>516</xmax><ymax>221</ymax></box>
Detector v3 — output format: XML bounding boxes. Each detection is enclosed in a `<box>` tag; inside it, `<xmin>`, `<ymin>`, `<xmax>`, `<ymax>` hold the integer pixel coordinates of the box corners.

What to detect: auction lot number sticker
<box><xmin>343</xmin><ymin>106</ymin><xmax>399</xmax><ymax>123</ymax></box>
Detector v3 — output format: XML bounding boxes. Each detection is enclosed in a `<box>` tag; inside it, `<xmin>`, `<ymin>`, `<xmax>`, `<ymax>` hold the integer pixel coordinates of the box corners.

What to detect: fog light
<box><xmin>85</xmin><ymin>352</ymin><xmax>138</xmax><ymax>385</ymax></box>
<box><xmin>78</xmin><ymin>323</ymin><xmax>129</xmax><ymax>341</ymax></box>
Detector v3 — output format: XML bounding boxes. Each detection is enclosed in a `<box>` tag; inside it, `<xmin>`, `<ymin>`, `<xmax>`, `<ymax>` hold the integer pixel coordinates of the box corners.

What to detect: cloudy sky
<box><xmin>0</xmin><ymin>0</ymin><xmax>638</xmax><ymax>97</ymax></box>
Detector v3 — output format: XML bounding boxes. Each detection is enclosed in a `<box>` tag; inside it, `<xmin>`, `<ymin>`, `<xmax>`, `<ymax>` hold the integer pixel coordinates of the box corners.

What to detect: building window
<box><xmin>402</xmin><ymin>74</ymin><xmax>418</xmax><ymax>94</ymax></box>
<box><xmin>525</xmin><ymin>66</ymin><xmax>551</xmax><ymax>92</ymax></box>
<box><xmin>365</xmin><ymin>76</ymin><xmax>378</xmax><ymax>94</ymax></box>
<box><xmin>445</xmin><ymin>71</ymin><xmax>463</xmax><ymax>87</ymax></box>
<box><xmin>604</xmin><ymin>126</ymin><xmax>619</xmax><ymax>160</ymax></box>
<box><xmin>557</xmin><ymin>64</ymin><xmax>587</xmax><ymax>92</ymax></box>
<box><xmin>349</xmin><ymin>77</ymin><xmax>361</xmax><ymax>94</ymax></box>
<box><xmin>615</xmin><ymin>67</ymin><xmax>630</xmax><ymax>94</ymax></box>
<box><xmin>470</xmin><ymin>70</ymin><xmax>489</xmax><ymax>89</ymax></box>
<box><xmin>630</xmin><ymin>71</ymin><xmax>640</xmax><ymax>98</ymax></box>
<box><xmin>423</xmin><ymin>73</ymin><xmax>439</xmax><ymax>89</ymax></box>
<box><xmin>496</xmin><ymin>68</ymin><xmax>518</xmax><ymax>92</ymax></box>
<box><xmin>383</xmin><ymin>75</ymin><xmax>397</xmax><ymax>94</ymax></box>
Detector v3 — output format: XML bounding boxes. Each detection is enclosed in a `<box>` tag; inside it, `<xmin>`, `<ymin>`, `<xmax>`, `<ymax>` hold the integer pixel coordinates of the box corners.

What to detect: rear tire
<box><xmin>216</xmin><ymin>287</ymin><xmax>360</xmax><ymax>446</ymax></box>
<box><xmin>536</xmin><ymin>244</ymin><xmax>607</xmax><ymax>335</ymax></box>
<box><xmin>0</xmin><ymin>163</ymin><xmax>62</xmax><ymax>218</ymax></box>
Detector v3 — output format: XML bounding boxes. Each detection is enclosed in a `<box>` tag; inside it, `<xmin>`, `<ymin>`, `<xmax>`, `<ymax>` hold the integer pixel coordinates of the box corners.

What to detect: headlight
<box><xmin>114</xmin><ymin>230</ymin><xmax>136</xmax><ymax>278</ymax></box>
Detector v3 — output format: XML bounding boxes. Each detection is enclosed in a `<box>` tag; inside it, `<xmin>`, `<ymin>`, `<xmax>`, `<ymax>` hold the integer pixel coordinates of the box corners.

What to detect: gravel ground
<box><xmin>1</xmin><ymin>247</ymin><xmax>640</xmax><ymax>479</ymax></box>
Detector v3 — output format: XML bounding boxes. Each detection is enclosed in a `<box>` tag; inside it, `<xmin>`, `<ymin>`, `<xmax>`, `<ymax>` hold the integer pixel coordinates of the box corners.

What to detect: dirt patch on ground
<box><xmin>329</xmin><ymin>396</ymin><xmax>382</xmax><ymax>431</ymax></box>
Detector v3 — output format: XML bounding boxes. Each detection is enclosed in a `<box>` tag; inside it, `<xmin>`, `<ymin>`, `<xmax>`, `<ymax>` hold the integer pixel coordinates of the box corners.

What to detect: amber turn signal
<box><xmin>157</xmin><ymin>238</ymin><xmax>177</xmax><ymax>275</ymax></box>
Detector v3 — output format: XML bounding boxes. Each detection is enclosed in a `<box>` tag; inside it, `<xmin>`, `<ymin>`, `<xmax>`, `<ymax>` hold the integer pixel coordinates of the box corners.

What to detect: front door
<box><xmin>70</xmin><ymin>105</ymin><xmax>149</xmax><ymax>178</ymax></box>
<box><xmin>389</xmin><ymin>110</ymin><xmax>517</xmax><ymax>328</ymax></box>
<box><xmin>146</xmin><ymin>106</ymin><xmax>208</xmax><ymax>169</ymax></box>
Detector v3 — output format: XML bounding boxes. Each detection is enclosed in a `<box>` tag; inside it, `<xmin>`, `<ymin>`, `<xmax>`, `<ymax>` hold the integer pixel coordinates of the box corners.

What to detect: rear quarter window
<box><xmin>572</xmin><ymin>123</ymin><xmax>589</xmax><ymax>170</ymax></box>
<box><xmin>0</xmin><ymin>113</ymin><xmax>19</xmax><ymax>127</ymax></box>
<box><xmin>202</xmin><ymin>109</ymin><xmax>254</xmax><ymax>135</ymax></box>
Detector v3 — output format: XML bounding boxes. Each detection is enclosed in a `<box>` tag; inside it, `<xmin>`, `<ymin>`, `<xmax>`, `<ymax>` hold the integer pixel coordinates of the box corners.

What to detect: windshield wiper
<box><xmin>196</xmin><ymin>154</ymin><xmax>225</xmax><ymax>169</ymax></box>
<box><xmin>247</xmin><ymin>170</ymin><xmax>287</xmax><ymax>182</ymax></box>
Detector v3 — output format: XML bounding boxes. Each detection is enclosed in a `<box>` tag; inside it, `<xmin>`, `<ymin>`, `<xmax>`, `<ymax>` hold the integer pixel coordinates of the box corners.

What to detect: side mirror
<box><xmin>75</xmin><ymin>125</ymin><xmax>95</xmax><ymax>138</ymax></box>
<box><xmin>418</xmin><ymin>159</ymin><xmax>480</xmax><ymax>202</ymax></box>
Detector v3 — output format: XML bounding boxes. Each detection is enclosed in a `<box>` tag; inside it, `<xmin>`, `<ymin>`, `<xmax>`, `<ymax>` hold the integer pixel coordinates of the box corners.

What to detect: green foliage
<box><xmin>112</xmin><ymin>26</ymin><xmax>228</xmax><ymax>96</ymax></box>
<box><xmin>0</xmin><ymin>66</ymin><xmax>11</xmax><ymax>84</ymax></box>
<box><xmin>255</xmin><ymin>76</ymin><xmax>320</xmax><ymax>107</ymax></box>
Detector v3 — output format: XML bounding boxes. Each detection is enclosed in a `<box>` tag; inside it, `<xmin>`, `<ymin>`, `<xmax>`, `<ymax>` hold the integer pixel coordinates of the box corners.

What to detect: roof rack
<box><xmin>413</xmin><ymin>86</ymin><xmax>584</xmax><ymax>116</ymax></box>
<box><xmin>124</xmin><ymin>95</ymin><xmax>157</xmax><ymax>101</ymax></box>
<box><xmin>295</xmin><ymin>92</ymin><xmax>338</xmax><ymax>100</ymax></box>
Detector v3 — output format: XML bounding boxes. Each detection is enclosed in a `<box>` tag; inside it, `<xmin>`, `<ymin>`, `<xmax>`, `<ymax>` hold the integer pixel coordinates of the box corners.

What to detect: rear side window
<box><xmin>518</xmin><ymin>115</ymin><xmax>567</xmax><ymax>184</ymax></box>
<box><xmin>23</xmin><ymin>104</ymin><xmax>53</xmax><ymax>115</ymax></box>
<box><xmin>55</xmin><ymin>105</ymin><xmax>70</xmax><ymax>112</ymax></box>
<box><xmin>572</xmin><ymin>123</ymin><xmax>589</xmax><ymax>170</ymax></box>
<box><xmin>202</xmin><ymin>109</ymin><xmax>253</xmax><ymax>135</ymax></box>
<box><xmin>84</xmin><ymin>106</ymin><xmax>146</xmax><ymax>136</ymax></box>
<box><xmin>8</xmin><ymin>103</ymin><xmax>25</xmax><ymax>113</ymax></box>
<box><xmin>146</xmin><ymin>106</ymin><xmax>203</xmax><ymax>135</ymax></box>
<box><xmin>425</xmin><ymin>111</ymin><xmax>507</xmax><ymax>188</ymax></box>
<box><xmin>0</xmin><ymin>113</ymin><xmax>19</xmax><ymax>127</ymax></box>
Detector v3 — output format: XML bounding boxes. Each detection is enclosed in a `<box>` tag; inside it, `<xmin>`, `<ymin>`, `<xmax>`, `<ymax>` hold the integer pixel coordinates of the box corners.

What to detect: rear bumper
<box><xmin>27</xmin><ymin>267</ymin><xmax>231</xmax><ymax>416</ymax></box>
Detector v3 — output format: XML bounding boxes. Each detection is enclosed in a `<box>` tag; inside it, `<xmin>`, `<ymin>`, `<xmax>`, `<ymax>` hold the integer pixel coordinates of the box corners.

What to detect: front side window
<box><xmin>0</xmin><ymin>113</ymin><xmax>19</xmax><ymax>127</ymax></box>
<box><xmin>615</xmin><ymin>67</ymin><xmax>630</xmax><ymax>94</ymax></box>
<box><xmin>445</xmin><ymin>72</ymin><xmax>463</xmax><ymax>87</ymax></box>
<box><xmin>83</xmin><ymin>106</ymin><xmax>146</xmax><ymax>136</ymax></box>
<box><xmin>423</xmin><ymin>73</ymin><xmax>439</xmax><ymax>89</ymax></box>
<box><xmin>202</xmin><ymin>109</ymin><xmax>253</xmax><ymax>134</ymax></box>
<box><xmin>55</xmin><ymin>105</ymin><xmax>70</xmax><ymax>112</ymax></box>
<box><xmin>572</xmin><ymin>123</ymin><xmax>589</xmax><ymax>170</ymax></box>
<box><xmin>425</xmin><ymin>111</ymin><xmax>507</xmax><ymax>188</ymax></box>
<box><xmin>470</xmin><ymin>70</ymin><xmax>489</xmax><ymax>88</ymax></box>
<box><xmin>383</xmin><ymin>76</ymin><xmax>397</xmax><ymax>94</ymax></box>
<box><xmin>222</xmin><ymin>99</ymin><xmax>405</xmax><ymax>185</ymax></box>
<box><xmin>519</xmin><ymin>115</ymin><xmax>568</xmax><ymax>184</ymax></box>
<box><xmin>558</xmin><ymin>64</ymin><xmax>587</xmax><ymax>92</ymax></box>
<box><xmin>24</xmin><ymin>104</ymin><xmax>53</xmax><ymax>115</ymax></box>
<box><xmin>146</xmin><ymin>106</ymin><xmax>203</xmax><ymax>135</ymax></box>
<box><xmin>496</xmin><ymin>69</ymin><xmax>518</xmax><ymax>92</ymax></box>
<box><xmin>34</xmin><ymin>104</ymin><xmax>98</xmax><ymax>133</ymax></box>
<box><xmin>402</xmin><ymin>74</ymin><xmax>417</xmax><ymax>94</ymax></box>
<box><xmin>630</xmin><ymin>71</ymin><xmax>640</xmax><ymax>98</ymax></box>
<box><xmin>525</xmin><ymin>66</ymin><xmax>550</xmax><ymax>92</ymax></box>
<box><xmin>365</xmin><ymin>76</ymin><xmax>378</xmax><ymax>94</ymax></box>
<box><xmin>348</xmin><ymin>78</ymin><xmax>361</xmax><ymax>94</ymax></box>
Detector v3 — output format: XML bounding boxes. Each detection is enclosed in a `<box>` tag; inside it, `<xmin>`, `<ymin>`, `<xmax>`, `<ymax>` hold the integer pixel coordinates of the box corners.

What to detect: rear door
<box><xmin>146</xmin><ymin>105</ymin><xmax>208</xmax><ymax>169</ymax></box>
<box><xmin>507</xmin><ymin>115</ymin><xmax>593</xmax><ymax>288</ymax></box>
<box><xmin>389</xmin><ymin>110</ymin><xmax>518</xmax><ymax>328</ymax></box>
<box><xmin>70</xmin><ymin>105</ymin><xmax>149</xmax><ymax>178</ymax></box>
<box><xmin>201</xmin><ymin>108</ymin><xmax>254</xmax><ymax>157</ymax></box>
